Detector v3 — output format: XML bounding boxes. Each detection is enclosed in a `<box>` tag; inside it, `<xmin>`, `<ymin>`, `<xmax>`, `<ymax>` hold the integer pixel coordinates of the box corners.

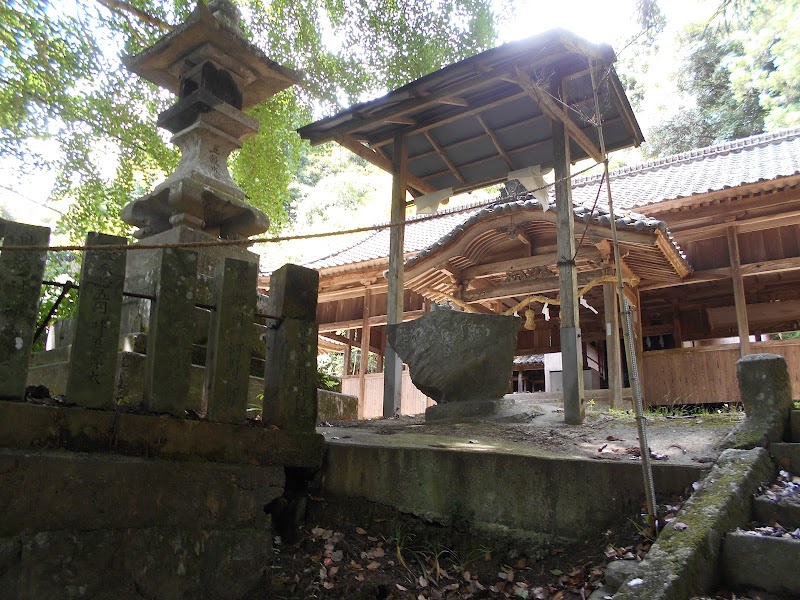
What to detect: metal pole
<box><xmin>590</xmin><ymin>61</ymin><xmax>658</xmax><ymax>528</ymax></box>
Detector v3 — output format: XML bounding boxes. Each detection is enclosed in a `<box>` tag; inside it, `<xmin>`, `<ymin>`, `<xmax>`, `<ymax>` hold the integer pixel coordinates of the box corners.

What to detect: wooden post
<box><xmin>358</xmin><ymin>288</ymin><xmax>372</xmax><ymax>419</ymax></box>
<box><xmin>727</xmin><ymin>226</ymin><xmax>751</xmax><ymax>356</ymax></box>
<box><xmin>343</xmin><ymin>330</ymin><xmax>352</xmax><ymax>377</ymax></box>
<box><xmin>551</xmin><ymin>118</ymin><xmax>585</xmax><ymax>424</ymax></box>
<box><xmin>603</xmin><ymin>265</ymin><xmax>622</xmax><ymax>408</ymax></box>
<box><xmin>383</xmin><ymin>133</ymin><xmax>407</xmax><ymax>418</ymax></box>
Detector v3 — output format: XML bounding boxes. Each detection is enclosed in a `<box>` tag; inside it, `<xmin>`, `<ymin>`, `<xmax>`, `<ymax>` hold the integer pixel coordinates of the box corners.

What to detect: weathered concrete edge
<box><xmin>613</xmin><ymin>448</ymin><xmax>774</xmax><ymax>600</ymax></box>
<box><xmin>0</xmin><ymin>400</ymin><xmax>325</xmax><ymax>469</ymax></box>
<box><xmin>323</xmin><ymin>441</ymin><xmax>705</xmax><ymax>545</ymax></box>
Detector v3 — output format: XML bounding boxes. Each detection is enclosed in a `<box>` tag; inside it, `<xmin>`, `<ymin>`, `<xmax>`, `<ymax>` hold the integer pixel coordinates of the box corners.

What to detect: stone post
<box><xmin>263</xmin><ymin>264</ymin><xmax>319</xmax><ymax>431</ymax></box>
<box><xmin>0</xmin><ymin>221</ymin><xmax>49</xmax><ymax>400</ymax></box>
<box><xmin>65</xmin><ymin>233</ymin><xmax>127</xmax><ymax>408</ymax></box>
<box><xmin>144</xmin><ymin>248</ymin><xmax>198</xmax><ymax>415</ymax></box>
<box><xmin>722</xmin><ymin>353</ymin><xmax>793</xmax><ymax>449</ymax></box>
<box><xmin>206</xmin><ymin>257</ymin><xmax>257</xmax><ymax>423</ymax></box>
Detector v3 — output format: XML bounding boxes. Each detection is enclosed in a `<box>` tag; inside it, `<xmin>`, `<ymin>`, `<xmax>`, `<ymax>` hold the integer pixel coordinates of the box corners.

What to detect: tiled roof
<box><xmin>303</xmin><ymin>205</ymin><xmax>481</xmax><ymax>270</ymax></box>
<box><xmin>570</xmin><ymin>127</ymin><xmax>800</xmax><ymax>210</ymax></box>
<box><xmin>303</xmin><ymin>127</ymin><xmax>800</xmax><ymax>271</ymax></box>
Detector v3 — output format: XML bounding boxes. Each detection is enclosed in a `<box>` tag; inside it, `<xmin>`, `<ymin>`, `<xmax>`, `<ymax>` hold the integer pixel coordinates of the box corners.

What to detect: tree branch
<box><xmin>94</xmin><ymin>0</ymin><xmax>173</xmax><ymax>32</ymax></box>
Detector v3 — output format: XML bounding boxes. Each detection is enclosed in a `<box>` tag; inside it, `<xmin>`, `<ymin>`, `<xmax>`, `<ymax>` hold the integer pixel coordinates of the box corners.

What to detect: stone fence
<box><xmin>0</xmin><ymin>219</ymin><xmax>318</xmax><ymax>431</ymax></box>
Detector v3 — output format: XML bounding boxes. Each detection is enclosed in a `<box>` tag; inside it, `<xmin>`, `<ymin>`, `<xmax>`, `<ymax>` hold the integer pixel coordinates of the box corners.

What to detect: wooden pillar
<box><xmin>358</xmin><ymin>288</ymin><xmax>372</xmax><ymax>419</ymax></box>
<box><xmin>672</xmin><ymin>301</ymin><xmax>683</xmax><ymax>347</ymax></box>
<box><xmin>603</xmin><ymin>266</ymin><xmax>622</xmax><ymax>408</ymax></box>
<box><xmin>551</xmin><ymin>118</ymin><xmax>585</xmax><ymax>424</ymax></box>
<box><xmin>343</xmin><ymin>330</ymin><xmax>352</xmax><ymax>377</ymax></box>
<box><xmin>727</xmin><ymin>226</ymin><xmax>751</xmax><ymax>356</ymax></box>
<box><xmin>383</xmin><ymin>133</ymin><xmax>407</xmax><ymax>417</ymax></box>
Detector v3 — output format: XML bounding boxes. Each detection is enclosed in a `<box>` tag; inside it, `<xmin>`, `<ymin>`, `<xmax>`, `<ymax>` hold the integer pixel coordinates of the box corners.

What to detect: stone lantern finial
<box><xmin>120</xmin><ymin>1</ymin><xmax>300</xmax><ymax>240</ymax></box>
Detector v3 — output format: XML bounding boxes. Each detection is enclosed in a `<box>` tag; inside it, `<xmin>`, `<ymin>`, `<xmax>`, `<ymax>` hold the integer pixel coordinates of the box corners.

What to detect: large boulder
<box><xmin>387</xmin><ymin>306</ymin><xmax>520</xmax><ymax>403</ymax></box>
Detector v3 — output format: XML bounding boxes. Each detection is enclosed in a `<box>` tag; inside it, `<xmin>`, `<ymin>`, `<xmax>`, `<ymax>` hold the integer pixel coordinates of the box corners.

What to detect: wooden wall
<box><xmin>642</xmin><ymin>339</ymin><xmax>800</xmax><ymax>405</ymax></box>
<box><xmin>342</xmin><ymin>371</ymin><xmax>435</xmax><ymax>418</ymax></box>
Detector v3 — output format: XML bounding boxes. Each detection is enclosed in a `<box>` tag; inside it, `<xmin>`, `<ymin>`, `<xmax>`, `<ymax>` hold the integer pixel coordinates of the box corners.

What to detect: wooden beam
<box><xmin>319</xmin><ymin>331</ymin><xmax>382</xmax><ymax>355</ymax></box>
<box><xmin>423</xmin><ymin>131</ymin><xmax>466</xmax><ymax>185</ymax></box>
<box><xmin>727</xmin><ymin>226</ymin><xmax>750</xmax><ymax>356</ymax></box>
<box><xmin>436</xmin><ymin>95</ymin><xmax>468</xmax><ymax>106</ymax></box>
<box><xmin>358</xmin><ymin>288</ymin><xmax>372</xmax><ymax>419</ymax></box>
<box><xmin>336</xmin><ymin>133</ymin><xmax>436</xmax><ymax>194</ymax></box>
<box><xmin>475</xmin><ymin>114</ymin><xmax>514</xmax><ymax>170</ymax></box>
<box><xmin>514</xmin><ymin>68</ymin><xmax>603</xmax><ymax>163</ymax></box>
<box><xmin>463</xmin><ymin>247</ymin><xmax>602</xmax><ymax>281</ymax></box>
<box><xmin>384</xmin><ymin>134</ymin><xmax>407</xmax><ymax>417</ymax></box>
<box><xmin>318</xmin><ymin>310</ymin><xmax>425</xmax><ymax>334</ymax></box>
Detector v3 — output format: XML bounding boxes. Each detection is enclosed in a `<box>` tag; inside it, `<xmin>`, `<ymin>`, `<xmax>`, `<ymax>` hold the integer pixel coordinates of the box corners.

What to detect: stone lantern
<box><xmin>121</xmin><ymin>0</ymin><xmax>300</xmax><ymax>241</ymax></box>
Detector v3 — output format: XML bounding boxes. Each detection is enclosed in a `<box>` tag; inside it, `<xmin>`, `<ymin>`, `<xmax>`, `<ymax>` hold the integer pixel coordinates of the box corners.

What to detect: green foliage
<box><xmin>645</xmin><ymin>0</ymin><xmax>800</xmax><ymax>157</ymax></box>
<box><xmin>2</xmin><ymin>0</ymin><xmax>499</xmax><ymax>244</ymax></box>
<box><xmin>316</xmin><ymin>369</ymin><xmax>341</xmax><ymax>392</ymax></box>
<box><xmin>33</xmin><ymin>251</ymin><xmax>80</xmax><ymax>351</ymax></box>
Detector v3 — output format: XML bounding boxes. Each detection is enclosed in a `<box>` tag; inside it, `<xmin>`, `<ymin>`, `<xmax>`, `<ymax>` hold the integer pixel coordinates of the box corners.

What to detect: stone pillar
<box><xmin>144</xmin><ymin>248</ymin><xmax>198</xmax><ymax>415</ymax></box>
<box><xmin>0</xmin><ymin>221</ymin><xmax>49</xmax><ymax>400</ymax></box>
<box><xmin>723</xmin><ymin>353</ymin><xmax>793</xmax><ymax>449</ymax></box>
<box><xmin>65</xmin><ymin>233</ymin><xmax>127</xmax><ymax>408</ymax></box>
<box><xmin>206</xmin><ymin>257</ymin><xmax>257</xmax><ymax>423</ymax></box>
<box><xmin>263</xmin><ymin>264</ymin><xmax>319</xmax><ymax>431</ymax></box>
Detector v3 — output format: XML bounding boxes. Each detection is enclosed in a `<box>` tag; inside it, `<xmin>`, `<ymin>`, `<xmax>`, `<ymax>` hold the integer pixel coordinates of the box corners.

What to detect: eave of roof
<box><xmin>297</xmin><ymin>28</ymin><xmax>643</xmax><ymax>196</ymax></box>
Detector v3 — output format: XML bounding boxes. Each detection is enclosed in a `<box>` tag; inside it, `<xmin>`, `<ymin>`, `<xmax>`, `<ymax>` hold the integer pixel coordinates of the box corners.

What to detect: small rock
<box><xmin>604</xmin><ymin>559</ymin><xmax>640</xmax><ymax>591</ymax></box>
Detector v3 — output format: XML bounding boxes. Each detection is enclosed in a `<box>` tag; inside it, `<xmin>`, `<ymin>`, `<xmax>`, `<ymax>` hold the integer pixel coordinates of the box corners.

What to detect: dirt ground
<box><xmin>319</xmin><ymin>399</ymin><xmax>742</xmax><ymax>466</ymax></box>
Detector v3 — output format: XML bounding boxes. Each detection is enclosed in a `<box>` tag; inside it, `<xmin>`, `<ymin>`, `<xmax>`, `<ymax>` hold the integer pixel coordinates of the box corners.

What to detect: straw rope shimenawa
<box><xmin>0</xmin><ymin>164</ymin><xmax>603</xmax><ymax>254</ymax></box>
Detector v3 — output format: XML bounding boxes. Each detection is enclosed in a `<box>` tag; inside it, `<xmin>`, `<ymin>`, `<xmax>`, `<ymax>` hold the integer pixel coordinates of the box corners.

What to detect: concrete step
<box><xmin>770</xmin><ymin>442</ymin><xmax>800</xmax><ymax>473</ymax></box>
<box><xmin>753</xmin><ymin>494</ymin><xmax>800</xmax><ymax>529</ymax></box>
<box><xmin>721</xmin><ymin>532</ymin><xmax>800</xmax><ymax>597</ymax></box>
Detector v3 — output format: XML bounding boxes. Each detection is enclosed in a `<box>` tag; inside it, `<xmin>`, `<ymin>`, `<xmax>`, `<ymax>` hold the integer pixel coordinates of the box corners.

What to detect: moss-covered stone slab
<box><xmin>318</xmin><ymin>390</ymin><xmax>358</xmax><ymax>421</ymax></box>
<box><xmin>0</xmin><ymin>449</ymin><xmax>282</xmax><ymax>536</ymax></box>
<box><xmin>613</xmin><ymin>448</ymin><xmax>774</xmax><ymax>600</ymax></box>
<box><xmin>0</xmin><ymin>400</ymin><xmax>325</xmax><ymax>469</ymax></box>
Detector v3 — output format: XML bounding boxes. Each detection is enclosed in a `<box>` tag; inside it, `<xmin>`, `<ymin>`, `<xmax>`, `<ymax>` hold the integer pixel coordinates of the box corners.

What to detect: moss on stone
<box><xmin>613</xmin><ymin>448</ymin><xmax>773</xmax><ymax>600</ymax></box>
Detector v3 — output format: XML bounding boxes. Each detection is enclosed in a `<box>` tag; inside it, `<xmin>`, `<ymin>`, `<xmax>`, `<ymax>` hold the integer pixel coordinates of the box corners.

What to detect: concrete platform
<box><xmin>319</xmin><ymin>407</ymin><xmax>714</xmax><ymax>546</ymax></box>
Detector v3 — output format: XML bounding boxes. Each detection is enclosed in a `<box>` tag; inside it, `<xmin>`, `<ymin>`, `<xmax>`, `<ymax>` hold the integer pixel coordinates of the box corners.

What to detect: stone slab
<box><xmin>754</xmin><ymin>493</ymin><xmax>800</xmax><ymax>529</ymax></box>
<box><xmin>65</xmin><ymin>232</ymin><xmax>127</xmax><ymax>409</ymax></box>
<box><xmin>613</xmin><ymin>448</ymin><xmax>775</xmax><ymax>600</ymax></box>
<box><xmin>1</xmin><ymin>527</ymin><xmax>271</xmax><ymax>600</ymax></box>
<box><xmin>721</xmin><ymin>532</ymin><xmax>800</xmax><ymax>597</ymax></box>
<box><xmin>318</xmin><ymin>390</ymin><xmax>358</xmax><ymax>421</ymax></box>
<box><xmin>145</xmin><ymin>247</ymin><xmax>198</xmax><ymax>415</ymax></box>
<box><xmin>0</xmin><ymin>449</ymin><xmax>282</xmax><ymax>536</ymax></box>
<box><xmin>0</xmin><ymin>401</ymin><xmax>325</xmax><ymax>469</ymax></box>
<box><xmin>425</xmin><ymin>397</ymin><xmax>516</xmax><ymax>421</ymax></box>
<box><xmin>770</xmin><ymin>442</ymin><xmax>800</xmax><ymax>473</ymax></box>
<box><xmin>206</xmin><ymin>258</ymin><xmax>258</xmax><ymax>423</ymax></box>
<box><xmin>323</xmin><ymin>439</ymin><xmax>705</xmax><ymax>543</ymax></box>
<box><xmin>0</xmin><ymin>221</ymin><xmax>49</xmax><ymax>400</ymax></box>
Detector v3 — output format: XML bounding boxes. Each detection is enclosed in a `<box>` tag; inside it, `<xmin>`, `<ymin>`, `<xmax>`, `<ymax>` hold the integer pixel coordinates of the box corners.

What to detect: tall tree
<box><xmin>1</xmin><ymin>0</ymin><xmax>498</xmax><ymax>242</ymax></box>
<box><xmin>643</xmin><ymin>0</ymin><xmax>800</xmax><ymax>157</ymax></box>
